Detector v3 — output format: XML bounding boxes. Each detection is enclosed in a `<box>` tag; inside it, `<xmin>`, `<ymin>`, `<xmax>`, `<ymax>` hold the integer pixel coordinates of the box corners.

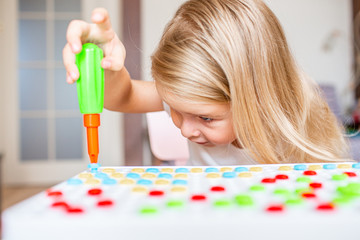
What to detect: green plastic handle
<box><xmin>75</xmin><ymin>43</ymin><xmax>104</xmax><ymax>114</ymax></box>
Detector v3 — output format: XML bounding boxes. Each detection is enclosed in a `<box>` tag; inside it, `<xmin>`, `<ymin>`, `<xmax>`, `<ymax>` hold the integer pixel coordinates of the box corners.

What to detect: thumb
<box><xmin>101</xmin><ymin>40</ymin><xmax>126</xmax><ymax>71</ymax></box>
<box><xmin>101</xmin><ymin>56</ymin><xmax>125</xmax><ymax>71</ymax></box>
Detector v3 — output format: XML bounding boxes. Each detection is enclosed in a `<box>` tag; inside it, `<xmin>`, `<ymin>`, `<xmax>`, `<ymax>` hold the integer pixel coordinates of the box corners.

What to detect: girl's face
<box><xmin>164</xmin><ymin>95</ymin><xmax>236</xmax><ymax>147</ymax></box>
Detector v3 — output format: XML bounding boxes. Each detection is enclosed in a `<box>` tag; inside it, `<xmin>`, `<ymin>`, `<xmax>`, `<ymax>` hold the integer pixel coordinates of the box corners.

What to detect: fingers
<box><xmin>101</xmin><ymin>38</ymin><xmax>126</xmax><ymax>71</ymax></box>
<box><xmin>64</xmin><ymin>9</ymin><xmax>109</xmax><ymax>84</ymax></box>
<box><xmin>88</xmin><ymin>8</ymin><xmax>115</xmax><ymax>43</ymax></box>
<box><xmin>66</xmin><ymin>20</ymin><xmax>91</xmax><ymax>53</ymax></box>
<box><xmin>91</xmin><ymin>8</ymin><xmax>112</xmax><ymax>32</ymax></box>
<box><xmin>66</xmin><ymin>8</ymin><xmax>110</xmax><ymax>53</ymax></box>
<box><xmin>63</xmin><ymin>43</ymin><xmax>79</xmax><ymax>84</ymax></box>
<box><xmin>63</xmin><ymin>8</ymin><xmax>121</xmax><ymax>83</ymax></box>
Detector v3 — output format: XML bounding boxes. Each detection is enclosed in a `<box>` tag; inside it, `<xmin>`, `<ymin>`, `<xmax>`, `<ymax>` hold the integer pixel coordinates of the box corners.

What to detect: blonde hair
<box><xmin>151</xmin><ymin>0</ymin><xmax>350</xmax><ymax>163</ymax></box>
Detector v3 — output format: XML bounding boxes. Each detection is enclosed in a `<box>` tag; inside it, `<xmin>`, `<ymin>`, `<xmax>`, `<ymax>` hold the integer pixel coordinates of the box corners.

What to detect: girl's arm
<box><xmin>104</xmin><ymin>68</ymin><xmax>163</xmax><ymax>113</ymax></box>
<box><xmin>63</xmin><ymin>8</ymin><xmax>163</xmax><ymax>113</ymax></box>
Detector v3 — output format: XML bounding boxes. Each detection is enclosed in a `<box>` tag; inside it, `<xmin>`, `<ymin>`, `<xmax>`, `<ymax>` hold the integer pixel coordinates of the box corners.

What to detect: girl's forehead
<box><xmin>164</xmin><ymin>94</ymin><xmax>231</xmax><ymax>117</ymax></box>
<box><xmin>156</xmin><ymin>83</ymin><xmax>231</xmax><ymax>115</ymax></box>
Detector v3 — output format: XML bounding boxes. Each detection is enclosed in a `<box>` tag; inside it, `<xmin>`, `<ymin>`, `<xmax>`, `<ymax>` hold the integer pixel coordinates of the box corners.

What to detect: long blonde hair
<box><xmin>151</xmin><ymin>0</ymin><xmax>350</xmax><ymax>163</ymax></box>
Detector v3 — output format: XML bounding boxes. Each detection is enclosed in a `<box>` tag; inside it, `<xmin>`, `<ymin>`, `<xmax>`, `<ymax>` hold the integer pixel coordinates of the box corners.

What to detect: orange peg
<box><xmin>84</xmin><ymin>114</ymin><xmax>100</xmax><ymax>163</ymax></box>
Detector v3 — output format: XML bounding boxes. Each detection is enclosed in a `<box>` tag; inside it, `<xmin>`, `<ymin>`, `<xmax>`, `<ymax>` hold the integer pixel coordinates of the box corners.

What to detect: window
<box><xmin>18</xmin><ymin>0</ymin><xmax>83</xmax><ymax>161</ymax></box>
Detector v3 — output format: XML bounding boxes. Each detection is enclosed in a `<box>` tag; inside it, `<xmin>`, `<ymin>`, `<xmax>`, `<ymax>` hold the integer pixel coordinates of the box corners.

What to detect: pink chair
<box><xmin>146</xmin><ymin>111</ymin><xmax>189</xmax><ymax>165</ymax></box>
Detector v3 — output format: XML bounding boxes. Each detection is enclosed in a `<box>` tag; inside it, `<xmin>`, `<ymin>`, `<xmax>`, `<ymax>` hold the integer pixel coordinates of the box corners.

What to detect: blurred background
<box><xmin>0</xmin><ymin>0</ymin><xmax>359</xmax><ymax>209</ymax></box>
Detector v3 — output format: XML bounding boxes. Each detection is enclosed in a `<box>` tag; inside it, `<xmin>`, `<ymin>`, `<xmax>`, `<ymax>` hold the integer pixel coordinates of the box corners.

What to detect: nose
<box><xmin>180</xmin><ymin>118</ymin><xmax>201</xmax><ymax>139</ymax></box>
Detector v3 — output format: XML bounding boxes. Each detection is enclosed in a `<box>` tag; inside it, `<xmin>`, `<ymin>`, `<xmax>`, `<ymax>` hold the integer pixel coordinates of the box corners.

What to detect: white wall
<box><xmin>0</xmin><ymin>0</ymin><xmax>5</xmax><ymax>156</ymax></box>
<box><xmin>265</xmin><ymin>0</ymin><xmax>354</xmax><ymax>115</ymax></box>
<box><xmin>142</xmin><ymin>0</ymin><xmax>354</xmax><ymax>115</ymax></box>
<box><xmin>0</xmin><ymin>0</ymin><xmax>17</xmax><ymax>164</ymax></box>
<box><xmin>141</xmin><ymin>0</ymin><xmax>186</xmax><ymax>83</ymax></box>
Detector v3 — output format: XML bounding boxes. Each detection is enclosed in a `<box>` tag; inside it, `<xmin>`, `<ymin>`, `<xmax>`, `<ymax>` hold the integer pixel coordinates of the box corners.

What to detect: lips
<box><xmin>191</xmin><ymin>140</ymin><xmax>208</xmax><ymax>145</ymax></box>
<box><xmin>189</xmin><ymin>137</ymin><xmax>208</xmax><ymax>145</ymax></box>
<box><xmin>192</xmin><ymin>141</ymin><xmax>217</xmax><ymax>147</ymax></box>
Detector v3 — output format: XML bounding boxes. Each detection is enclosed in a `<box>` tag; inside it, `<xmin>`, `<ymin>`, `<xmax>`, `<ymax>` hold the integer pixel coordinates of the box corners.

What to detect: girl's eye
<box><xmin>200</xmin><ymin>116</ymin><xmax>213</xmax><ymax>122</ymax></box>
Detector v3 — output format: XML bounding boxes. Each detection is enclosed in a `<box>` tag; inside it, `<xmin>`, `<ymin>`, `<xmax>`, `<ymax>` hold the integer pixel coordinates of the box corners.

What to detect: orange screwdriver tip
<box><xmin>90</xmin><ymin>154</ymin><xmax>98</xmax><ymax>164</ymax></box>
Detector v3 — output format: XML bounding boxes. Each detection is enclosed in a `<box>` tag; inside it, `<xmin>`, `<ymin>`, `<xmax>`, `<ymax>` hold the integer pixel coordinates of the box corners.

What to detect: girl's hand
<box><xmin>63</xmin><ymin>8</ymin><xmax>126</xmax><ymax>84</ymax></box>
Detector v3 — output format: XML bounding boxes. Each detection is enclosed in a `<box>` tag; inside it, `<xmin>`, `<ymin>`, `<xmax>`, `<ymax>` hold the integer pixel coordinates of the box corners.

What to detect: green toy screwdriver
<box><xmin>75</xmin><ymin>43</ymin><xmax>104</xmax><ymax>166</ymax></box>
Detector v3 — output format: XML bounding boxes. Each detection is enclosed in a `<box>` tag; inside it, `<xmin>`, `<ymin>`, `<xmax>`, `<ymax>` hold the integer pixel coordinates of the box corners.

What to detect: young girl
<box><xmin>63</xmin><ymin>0</ymin><xmax>350</xmax><ymax>165</ymax></box>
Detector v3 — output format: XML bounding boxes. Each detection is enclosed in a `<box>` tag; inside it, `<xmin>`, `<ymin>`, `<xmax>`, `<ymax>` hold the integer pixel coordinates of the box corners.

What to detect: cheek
<box><xmin>206</xmin><ymin>123</ymin><xmax>236</xmax><ymax>144</ymax></box>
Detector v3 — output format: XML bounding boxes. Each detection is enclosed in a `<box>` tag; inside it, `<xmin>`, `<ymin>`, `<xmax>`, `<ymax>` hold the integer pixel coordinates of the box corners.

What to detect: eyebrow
<box><xmin>196</xmin><ymin>113</ymin><xmax>227</xmax><ymax>118</ymax></box>
<box><xmin>180</xmin><ymin>109</ymin><xmax>230</xmax><ymax>118</ymax></box>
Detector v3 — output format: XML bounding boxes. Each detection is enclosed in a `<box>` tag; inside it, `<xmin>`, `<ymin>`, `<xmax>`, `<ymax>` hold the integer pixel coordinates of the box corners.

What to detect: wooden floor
<box><xmin>1</xmin><ymin>185</ymin><xmax>50</xmax><ymax>211</ymax></box>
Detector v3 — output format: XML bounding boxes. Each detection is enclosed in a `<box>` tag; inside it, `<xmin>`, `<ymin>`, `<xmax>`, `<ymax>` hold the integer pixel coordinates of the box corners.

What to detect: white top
<box><xmin>163</xmin><ymin>102</ymin><xmax>257</xmax><ymax>166</ymax></box>
<box><xmin>187</xmin><ymin>141</ymin><xmax>257</xmax><ymax>166</ymax></box>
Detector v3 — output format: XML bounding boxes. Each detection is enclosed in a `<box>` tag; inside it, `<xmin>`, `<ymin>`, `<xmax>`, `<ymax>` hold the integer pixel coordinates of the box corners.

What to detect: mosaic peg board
<box><xmin>2</xmin><ymin>162</ymin><xmax>360</xmax><ymax>240</ymax></box>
